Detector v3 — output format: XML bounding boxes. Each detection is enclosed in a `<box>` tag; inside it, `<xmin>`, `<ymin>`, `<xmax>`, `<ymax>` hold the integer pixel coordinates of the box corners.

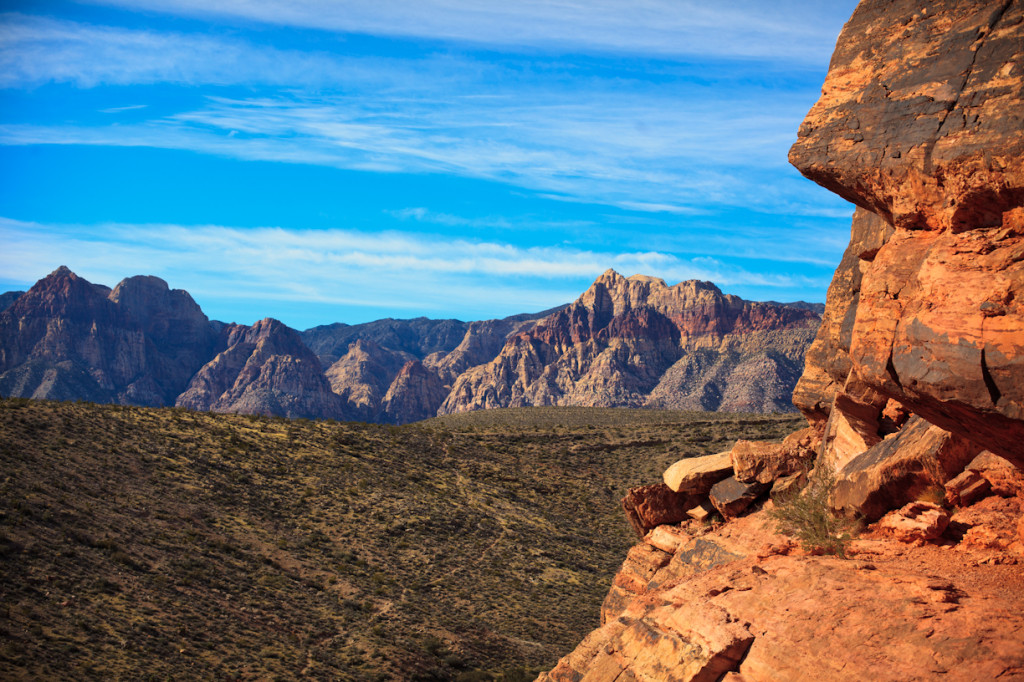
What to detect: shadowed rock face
<box><xmin>790</xmin><ymin>0</ymin><xmax>1024</xmax><ymax>466</ymax></box>
<box><xmin>0</xmin><ymin>267</ymin><xmax>215</xmax><ymax>405</ymax></box>
<box><xmin>0</xmin><ymin>291</ymin><xmax>22</xmax><ymax>312</ymax></box>
<box><xmin>440</xmin><ymin>270</ymin><xmax>820</xmax><ymax>415</ymax></box>
<box><xmin>176</xmin><ymin>318</ymin><xmax>351</xmax><ymax>421</ymax></box>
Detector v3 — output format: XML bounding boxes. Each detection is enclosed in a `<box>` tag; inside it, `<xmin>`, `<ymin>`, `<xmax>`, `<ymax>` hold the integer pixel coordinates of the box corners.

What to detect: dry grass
<box><xmin>0</xmin><ymin>398</ymin><xmax>802</xmax><ymax>680</ymax></box>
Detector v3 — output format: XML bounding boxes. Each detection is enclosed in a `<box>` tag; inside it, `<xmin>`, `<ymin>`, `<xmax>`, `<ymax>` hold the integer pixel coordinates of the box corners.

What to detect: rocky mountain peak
<box><xmin>9</xmin><ymin>265</ymin><xmax>113</xmax><ymax>320</ymax></box>
<box><xmin>440</xmin><ymin>271</ymin><xmax>820</xmax><ymax>416</ymax></box>
<box><xmin>177</xmin><ymin>316</ymin><xmax>351</xmax><ymax>420</ymax></box>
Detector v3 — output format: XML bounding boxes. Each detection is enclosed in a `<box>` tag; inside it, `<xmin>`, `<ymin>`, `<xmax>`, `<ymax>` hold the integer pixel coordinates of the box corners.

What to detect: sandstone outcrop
<box><xmin>789</xmin><ymin>0</ymin><xmax>1024</xmax><ymax>466</ymax></box>
<box><xmin>831</xmin><ymin>416</ymin><xmax>982</xmax><ymax>522</ymax></box>
<box><xmin>546</xmin><ymin>486</ymin><xmax>1024</xmax><ymax>681</ymax></box>
<box><xmin>176</xmin><ymin>318</ymin><xmax>351</xmax><ymax>420</ymax></box>
<box><xmin>542</xmin><ymin>0</ymin><xmax>1024</xmax><ymax>678</ymax></box>
<box><xmin>440</xmin><ymin>270</ymin><xmax>819</xmax><ymax>415</ymax></box>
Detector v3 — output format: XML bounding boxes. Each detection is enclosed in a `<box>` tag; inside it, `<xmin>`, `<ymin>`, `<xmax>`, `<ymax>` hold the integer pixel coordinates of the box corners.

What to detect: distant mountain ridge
<box><xmin>0</xmin><ymin>267</ymin><xmax>822</xmax><ymax>423</ymax></box>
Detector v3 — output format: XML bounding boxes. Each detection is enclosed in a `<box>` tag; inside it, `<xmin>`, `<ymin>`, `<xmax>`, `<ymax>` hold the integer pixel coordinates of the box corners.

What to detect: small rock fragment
<box><xmin>944</xmin><ymin>469</ymin><xmax>991</xmax><ymax>507</ymax></box>
<box><xmin>876</xmin><ymin>501</ymin><xmax>950</xmax><ymax>543</ymax></box>
<box><xmin>709</xmin><ymin>477</ymin><xmax>769</xmax><ymax>519</ymax></box>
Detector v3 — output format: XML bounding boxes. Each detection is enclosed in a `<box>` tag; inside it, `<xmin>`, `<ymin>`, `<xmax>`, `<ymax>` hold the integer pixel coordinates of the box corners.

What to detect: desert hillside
<box><xmin>0</xmin><ymin>398</ymin><xmax>800</xmax><ymax>680</ymax></box>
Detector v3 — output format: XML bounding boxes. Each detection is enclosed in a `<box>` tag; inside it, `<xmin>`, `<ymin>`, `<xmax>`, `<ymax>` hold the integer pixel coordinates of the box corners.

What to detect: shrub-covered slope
<box><xmin>0</xmin><ymin>399</ymin><xmax>800</xmax><ymax>680</ymax></box>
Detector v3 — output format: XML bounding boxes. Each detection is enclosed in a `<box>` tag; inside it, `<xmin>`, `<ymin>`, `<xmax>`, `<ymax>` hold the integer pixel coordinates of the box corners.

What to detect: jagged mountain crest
<box><xmin>0</xmin><ymin>266</ymin><xmax>822</xmax><ymax>423</ymax></box>
<box><xmin>439</xmin><ymin>269</ymin><xmax>820</xmax><ymax>415</ymax></box>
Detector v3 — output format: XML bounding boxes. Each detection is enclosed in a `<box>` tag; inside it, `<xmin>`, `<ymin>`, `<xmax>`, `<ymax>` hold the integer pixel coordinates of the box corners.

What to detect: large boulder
<box><xmin>731</xmin><ymin>427</ymin><xmax>819</xmax><ymax>485</ymax></box>
<box><xmin>831</xmin><ymin>416</ymin><xmax>982</xmax><ymax>522</ymax></box>
<box><xmin>710</xmin><ymin>476</ymin><xmax>770</xmax><ymax>519</ymax></box>
<box><xmin>663</xmin><ymin>451</ymin><xmax>734</xmax><ymax>494</ymax></box>
<box><xmin>621</xmin><ymin>483</ymin><xmax>698</xmax><ymax>537</ymax></box>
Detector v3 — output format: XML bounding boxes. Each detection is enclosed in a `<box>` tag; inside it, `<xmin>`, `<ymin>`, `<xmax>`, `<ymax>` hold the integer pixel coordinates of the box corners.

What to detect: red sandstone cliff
<box><xmin>540</xmin><ymin>1</ymin><xmax>1024</xmax><ymax>679</ymax></box>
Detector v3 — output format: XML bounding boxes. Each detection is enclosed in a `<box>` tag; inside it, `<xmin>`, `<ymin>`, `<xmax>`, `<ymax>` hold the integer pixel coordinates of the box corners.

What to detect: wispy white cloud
<box><xmin>0</xmin><ymin>13</ymin><xmax>854</xmax><ymax>217</ymax></box>
<box><xmin>81</xmin><ymin>0</ymin><xmax>855</xmax><ymax>64</ymax></box>
<box><xmin>0</xmin><ymin>80</ymin><xmax>848</xmax><ymax>218</ymax></box>
<box><xmin>0</xmin><ymin>13</ymin><xmax>368</xmax><ymax>88</ymax></box>
<box><xmin>0</xmin><ymin>216</ymin><xmax>829</xmax><ymax>325</ymax></box>
<box><xmin>99</xmin><ymin>104</ymin><xmax>149</xmax><ymax>113</ymax></box>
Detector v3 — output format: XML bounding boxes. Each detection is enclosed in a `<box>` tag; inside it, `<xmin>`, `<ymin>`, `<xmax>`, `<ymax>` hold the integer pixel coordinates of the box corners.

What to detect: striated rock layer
<box><xmin>440</xmin><ymin>270</ymin><xmax>819</xmax><ymax>416</ymax></box>
<box><xmin>542</xmin><ymin>0</ymin><xmax>1024</xmax><ymax>679</ymax></box>
<box><xmin>790</xmin><ymin>0</ymin><xmax>1024</xmax><ymax>466</ymax></box>
<box><xmin>176</xmin><ymin>318</ymin><xmax>351</xmax><ymax>420</ymax></box>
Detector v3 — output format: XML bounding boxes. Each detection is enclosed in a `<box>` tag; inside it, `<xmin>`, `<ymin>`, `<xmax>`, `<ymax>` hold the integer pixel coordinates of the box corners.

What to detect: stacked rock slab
<box><xmin>789</xmin><ymin>0</ymin><xmax>1024</xmax><ymax>469</ymax></box>
<box><xmin>543</xmin><ymin>1</ymin><xmax>1024</xmax><ymax>679</ymax></box>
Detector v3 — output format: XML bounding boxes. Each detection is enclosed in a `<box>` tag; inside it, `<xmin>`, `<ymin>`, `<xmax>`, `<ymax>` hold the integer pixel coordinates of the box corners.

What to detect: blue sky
<box><xmin>0</xmin><ymin>0</ymin><xmax>859</xmax><ymax>329</ymax></box>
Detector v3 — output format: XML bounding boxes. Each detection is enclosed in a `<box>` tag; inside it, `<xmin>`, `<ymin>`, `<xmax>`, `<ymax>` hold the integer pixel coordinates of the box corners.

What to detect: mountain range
<box><xmin>0</xmin><ymin>266</ymin><xmax>822</xmax><ymax>423</ymax></box>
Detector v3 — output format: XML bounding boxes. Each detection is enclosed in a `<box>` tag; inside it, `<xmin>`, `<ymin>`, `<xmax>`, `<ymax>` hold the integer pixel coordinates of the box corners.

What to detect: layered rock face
<box><xmin>0</xmin><ymin>267</ymin><xmax>215</xmax><ymax>405</ymax></box>
<box><xmin>324</xmin><ymin>339</ymin><xmax>415</xmax><ymax>422</ymax></box>
<box><xmin>542</xmin><ymin>1</ymin><xmax>1024</xmax><ymax>679</ymax></box>
<box><xmin>440</xmin><ymin>270</ymin><xmax>819</xmax><ymax>415</ymax></box>
<box><xmin>790</xmin><ymin>0</ymin><xmax>1024</xmax><ymax>467</ymax></box>
<box><xmin>176</xmin><ymin>318</ymin><xmax>351</xmax><ymax>420</ymax></box>
<box><xmin>319</xmin><ymin>312</ymin><xmax>553</xmax><ymax>423</ymax></box>
<box><xmin>380</xmin><ymin>360</ymin><xmax>449</xmax><ymax>423</ymax></box>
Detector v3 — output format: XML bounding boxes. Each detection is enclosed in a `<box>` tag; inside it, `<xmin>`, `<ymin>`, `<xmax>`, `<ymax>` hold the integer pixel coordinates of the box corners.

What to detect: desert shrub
<box><xmin>768</xmin><ymin>463</ymin><xmax>856</xmax><ymax>557</ymax></box>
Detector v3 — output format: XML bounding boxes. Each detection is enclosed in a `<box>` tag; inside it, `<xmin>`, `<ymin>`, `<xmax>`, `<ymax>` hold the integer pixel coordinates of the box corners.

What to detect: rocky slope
<box><xmin>541</xmin><ymin>0</ymin><xmax>1024</xmax><ymax>679</ymax></box>
<box><xmin>320</xmin><ymin>311</ymin><xmax>555</xmax><ymax>423</ymax></box>
<box><xmin>440</xmin><ymin>270</ymin><xmax>820</xmax><ymax>415</ymax></box>
<box><xmin>301</xmin><ymin>317</ymin><xmax>471</xmax><ymax>367</ymax></box>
